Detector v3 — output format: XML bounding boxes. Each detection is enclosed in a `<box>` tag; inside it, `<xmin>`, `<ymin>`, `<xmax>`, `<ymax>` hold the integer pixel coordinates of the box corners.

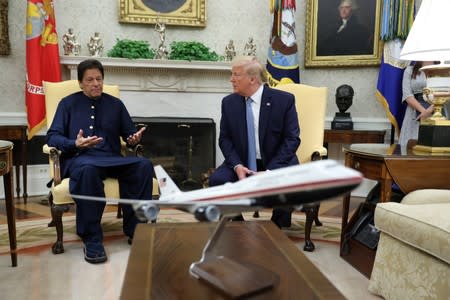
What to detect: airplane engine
<box><xmin>133</xmin><ymin>202</ymin><xmax>160</xmax><ymax>222</ymax></box>
<box><xmin>194</xmin><ymin>205</ymin><xmax>220</xmax><ymax>222</ymax></box>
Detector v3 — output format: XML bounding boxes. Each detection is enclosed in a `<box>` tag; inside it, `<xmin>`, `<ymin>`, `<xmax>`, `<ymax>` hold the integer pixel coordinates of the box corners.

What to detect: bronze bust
<box><xmin>332</xmin><ymin>84</ymin><xmax>354</xmax><ymax>130</ymax></box>
<box><xmin>336</xmin><ymin>84</ymin><xmax>354</xmax><ymax>113</ymax></box>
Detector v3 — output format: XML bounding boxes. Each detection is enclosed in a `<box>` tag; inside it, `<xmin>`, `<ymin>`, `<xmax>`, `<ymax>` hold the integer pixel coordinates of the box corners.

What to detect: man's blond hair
<box><xmin>232</xmin><ymin>56</ymin><xmax>267</xmax><ymax>84</ymax></box>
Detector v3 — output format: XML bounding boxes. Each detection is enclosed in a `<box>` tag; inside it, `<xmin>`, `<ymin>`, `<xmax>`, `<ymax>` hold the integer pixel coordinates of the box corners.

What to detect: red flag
<box><xmin>26</xmin><ymin>0</ymin><xmax>61</xmax><ymax>139</ymax></box>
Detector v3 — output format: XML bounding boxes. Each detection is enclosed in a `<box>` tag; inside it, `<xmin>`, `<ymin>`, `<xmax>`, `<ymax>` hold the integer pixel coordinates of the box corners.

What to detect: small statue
<box><xmin>87</xmin><ymin>32</ymin><xmax>104</xmax><ymax>57</ymax></box>
<box><xmin>155</xmin><ymin>20</ymin><xmax>166</xmax><ymax>45</ymax></box>
<box><xmin>154</xmin><ymin>20</ymin><xmax>168</xmax><ymax>59</ymax></box>
<box><xmin>243</xmin><ymin>37</ymin><xmax>256</xmax><ymax>56</ymax></box>
<box><xmin>224</xmin><ymin>40</ymin><xmax>236</xmax><ymax>61</ymax></box>
<box><xmin>62</xmin><ymin>28</ymin><xmax>81</xmax><ymax>56</ymax></box>
<box><xmin>332</xmin><ymin>84</ymin><xmax>354</xmax><ymax>130</ymax></box>
<box><xmin>155</xmin><ymin>44</ymin><xmax>168</xmax><ymax>60</ymax></box>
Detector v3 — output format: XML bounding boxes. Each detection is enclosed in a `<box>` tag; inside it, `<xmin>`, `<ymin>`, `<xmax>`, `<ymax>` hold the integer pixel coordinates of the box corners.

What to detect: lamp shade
<box><xmin>400</xmin><ymin>0</ymin><xmax>450</xmax><ymax>61</ymax></box>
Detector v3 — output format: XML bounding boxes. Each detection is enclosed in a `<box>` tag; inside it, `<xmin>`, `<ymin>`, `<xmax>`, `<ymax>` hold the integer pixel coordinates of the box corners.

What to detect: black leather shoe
<box><xmin>271</xmin><ymin>208</ymin><xmax>292</xmax><ymax>228</ymax></box>
<box><xmin>83</xmin><ymin>242</ymin><xmax>107</xmax><ymax>264</ymax></box>
<box><xmin>127</xmin><ymin>237</ymin><xmax>133</xmax><ymax>245</ymax></box>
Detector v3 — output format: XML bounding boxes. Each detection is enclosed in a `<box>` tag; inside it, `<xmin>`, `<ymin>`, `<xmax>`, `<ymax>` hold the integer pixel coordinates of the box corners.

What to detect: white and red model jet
<box><xmin>71</xmin><ymin>159</ymin><xmax>363</xmax><ymax>222</ymax></box>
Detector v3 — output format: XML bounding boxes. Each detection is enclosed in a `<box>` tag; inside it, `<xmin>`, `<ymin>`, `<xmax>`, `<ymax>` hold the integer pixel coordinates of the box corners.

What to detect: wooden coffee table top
<box><xmin>121</xmin><ymin>221</ymin><xmax>344</xmax><ymax>299</ymax></box>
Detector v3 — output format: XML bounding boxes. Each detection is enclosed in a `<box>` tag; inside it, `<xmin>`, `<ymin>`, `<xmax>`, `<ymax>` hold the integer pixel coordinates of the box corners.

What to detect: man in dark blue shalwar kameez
<box><xmin>46</xmin><ymin>59</ymin><xmax>153</xmax><ymax>264</ymax></box>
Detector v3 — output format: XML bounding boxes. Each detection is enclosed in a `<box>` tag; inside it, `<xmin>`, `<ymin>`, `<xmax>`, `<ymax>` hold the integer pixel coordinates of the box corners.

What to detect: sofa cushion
<box><xmin>401</xmin><ymin>189</ymin><xmax>450</xmax><ymax>205</ymax></box>
<box><xmin>374</xmin><ymin>202</ymin><xmax>450</xmax><ymax>264</ymax></box>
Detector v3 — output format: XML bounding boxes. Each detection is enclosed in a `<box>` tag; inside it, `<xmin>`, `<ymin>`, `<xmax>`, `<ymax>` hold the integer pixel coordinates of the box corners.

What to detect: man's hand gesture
<box><xmin>127</xmin><ymin>127</ymin><xmax>146</xmax><ymax>146</ymax></box>
<box><xmin>75</xmin><ymin>129</ymin><xmax>103</xmax><ymax>148</ymax></box>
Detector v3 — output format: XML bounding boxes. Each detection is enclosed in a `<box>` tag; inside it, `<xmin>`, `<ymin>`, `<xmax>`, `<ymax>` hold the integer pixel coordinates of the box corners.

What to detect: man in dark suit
<box><xmin>47</xmin><ymin>59</ymin><xmax>153</xmax><ymax>264</ymax></box>
<box><xmin>317</xmin><ymin>0</ymin><xmax>372</xmax><ymax>56</ymax></box>
<box><xmin>208</xmin><ymin>56</ymin><xmax>300</xmax><ymax>228</ymax></box>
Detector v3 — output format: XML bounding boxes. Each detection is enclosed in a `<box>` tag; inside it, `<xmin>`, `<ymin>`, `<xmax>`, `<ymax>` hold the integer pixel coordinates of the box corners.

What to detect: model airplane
<box><xmin>71</xmin><ymin>159</ymin><xmax>363</xmax><ymax>222</ymax></box>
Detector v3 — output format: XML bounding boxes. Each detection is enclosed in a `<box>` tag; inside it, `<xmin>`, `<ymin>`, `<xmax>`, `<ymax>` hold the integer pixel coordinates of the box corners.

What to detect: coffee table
<box><xmin>121</xmin><ymin>221</ymin><xmax>344</xmax><ymax>299</ymax></box>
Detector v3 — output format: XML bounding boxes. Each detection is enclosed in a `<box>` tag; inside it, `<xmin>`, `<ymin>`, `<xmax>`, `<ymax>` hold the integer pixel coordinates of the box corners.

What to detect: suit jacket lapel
<box><xmin>259</xmin><ymin>85</ymin><xmax>272</xmax><ymax>147</ymax></box>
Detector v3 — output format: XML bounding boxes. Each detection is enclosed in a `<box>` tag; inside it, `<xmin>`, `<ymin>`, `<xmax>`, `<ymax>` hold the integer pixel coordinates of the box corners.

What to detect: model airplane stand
<box><xmin>189</xmin><ymin>216</ymin><xmax>279</xmax><ymax>298</ymax></box>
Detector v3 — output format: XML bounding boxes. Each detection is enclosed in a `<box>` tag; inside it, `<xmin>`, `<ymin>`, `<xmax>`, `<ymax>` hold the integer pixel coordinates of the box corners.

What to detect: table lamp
<box><xmin>400</xmin><ymin>0</ymin><xmax>450</xmax><ymax>152</ymax></box>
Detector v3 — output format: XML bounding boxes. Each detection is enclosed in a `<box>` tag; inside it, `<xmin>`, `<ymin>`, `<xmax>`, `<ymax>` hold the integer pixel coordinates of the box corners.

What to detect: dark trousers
<box><xmin>208</xmin><ymin>161</ymin><xmax>292</xmax><ymax>228</ymax></box>
<box><xmin>69</xmin><ymin>159</ymin><xmax>153</xmax><ymax>242</ymax></box>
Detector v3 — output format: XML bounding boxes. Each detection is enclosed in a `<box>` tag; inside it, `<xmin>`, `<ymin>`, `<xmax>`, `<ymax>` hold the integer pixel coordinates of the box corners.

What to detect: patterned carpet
<box><xmin>0</xmin><ymin>196</ymin><xmax>381</xmax><ymax>300</ymax></box>
<box><xmin>0</xmin><ymin>195</ymin><xmax>364</xmax><ymax>254</ymax></box>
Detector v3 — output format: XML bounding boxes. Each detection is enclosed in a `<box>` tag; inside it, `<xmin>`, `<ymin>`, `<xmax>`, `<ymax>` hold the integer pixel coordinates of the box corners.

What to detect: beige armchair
<box><xmin>42</xmin><ymin>80</ymin><xmax>158</xmax><ymax>254</ymax></box>
<box><xmin>369</xmin><ymin>189</ymin><xmax>450</xmax><ymax>299</ymax></box>
<box><xmin>274</xmin><ymin>83</ymin><xmax>328</xmax><ymax>251</ymax></box>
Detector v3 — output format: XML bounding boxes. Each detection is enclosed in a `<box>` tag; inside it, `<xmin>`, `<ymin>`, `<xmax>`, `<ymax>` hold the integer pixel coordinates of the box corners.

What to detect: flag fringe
<box><xmin>375</xmin><ymin>90</ymin><xmax>400</xmax><ymax>137</ymax></box>
<box><xmin>27</xmin><ymin>118</ymin><xmax>47</xmax><ymax>141</ymax></box>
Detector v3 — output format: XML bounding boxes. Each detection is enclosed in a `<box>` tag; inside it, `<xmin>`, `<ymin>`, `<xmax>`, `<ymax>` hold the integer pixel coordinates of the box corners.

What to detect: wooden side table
<box><xmin>0</xmin><ymin>125</ymin><xmax>28</xmax><ymax>203</ymax></box>
<box><xmin>0</xmin><ymin>140</ymin><xmax>17</xmax><ymax>267</ymax></box>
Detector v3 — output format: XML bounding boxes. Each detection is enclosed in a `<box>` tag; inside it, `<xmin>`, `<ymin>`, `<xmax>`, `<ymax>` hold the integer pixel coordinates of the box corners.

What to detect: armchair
<box><xmin>42</xmin><ymin>80</ymin><xmax>158</xmax><ymax>254</ymax></box>
<box><xmin>369</xmin><ymin>189</ymin><xmax>450</xmax><ymax>299</ymax></box>
<box><xmin>274</xmin><ymin>83</ymin><xmax>328</xmax><ymax>251</ymax></box>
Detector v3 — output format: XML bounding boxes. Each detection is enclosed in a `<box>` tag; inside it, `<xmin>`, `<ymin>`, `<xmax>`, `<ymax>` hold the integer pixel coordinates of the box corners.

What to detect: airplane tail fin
<box><xmin>154</xmin><ymin>165</ymin><xmax>181</xmax><ymax>196</ymax></box>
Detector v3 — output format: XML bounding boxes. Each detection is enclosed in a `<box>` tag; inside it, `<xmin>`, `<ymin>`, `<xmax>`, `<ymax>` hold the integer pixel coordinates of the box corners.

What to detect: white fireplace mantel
<box><xmin>60</xmin><ymin>56</ymin><xmax>233</xmax><ymax>93</ymax></box>
<box><xmin>60</xmin><ymin>56</ymin><xmax>233</xmax><ymax>166</ymax></box>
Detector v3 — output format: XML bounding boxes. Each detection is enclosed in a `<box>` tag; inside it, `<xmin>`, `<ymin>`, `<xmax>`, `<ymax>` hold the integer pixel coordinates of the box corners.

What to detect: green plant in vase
<box><xmin>169</xmin><ymin>41</ymin><xmax>221</xmax><ymax>61</ymax></box>
<box><xmin>107</xmin><ymin>39</ymin><xmax>155</xmax><ymax>59</ymax></box>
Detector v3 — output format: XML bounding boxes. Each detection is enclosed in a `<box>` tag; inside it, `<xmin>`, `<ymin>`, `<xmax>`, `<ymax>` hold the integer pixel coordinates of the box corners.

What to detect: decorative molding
<box><xmin>0</xmin><ymin>112</ymin><xmax>27</xmax><ymax>126</ymax></box>
<box><xmin>60</xmin><ymin>56</ymin><xmax>232</xmax><ymax>93</ymax></box>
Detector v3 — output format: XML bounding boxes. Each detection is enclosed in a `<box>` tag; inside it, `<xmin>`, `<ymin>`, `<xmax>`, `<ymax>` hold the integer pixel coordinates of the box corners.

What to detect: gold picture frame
<box><xmin>119</xmin><ymin>0</ymin><xmax>206</xmax><ymax>27</ymax></box>
<box><xmin>305</xmin><ymin>0</ymin><xmax>382</xmax><ymax>68</ymax></box>
<box><xmin>0</xmin><ymin>0</ymin><xmax>10</xmax><ymax>56</ymax></box>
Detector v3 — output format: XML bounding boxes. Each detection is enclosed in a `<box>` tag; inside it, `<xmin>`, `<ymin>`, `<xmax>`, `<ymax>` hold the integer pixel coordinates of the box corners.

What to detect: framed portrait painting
<box><xmin>305</xmin><ymin>0</ymin><xmax>382</xmax><ymax>68</ymax></box>
<box><xmin>119</xmin><ymin>0</ymin><xmax>206</xmax><ymax>27</ymax></box>
<box><xmin>0</xmin><ymin>0</ymin><xmax>10</xmax><ymax>56</ymax></box>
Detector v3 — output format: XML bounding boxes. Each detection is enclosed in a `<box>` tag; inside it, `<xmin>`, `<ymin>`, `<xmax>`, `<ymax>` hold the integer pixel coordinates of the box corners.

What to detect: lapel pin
<box><xmin>266</xmin><ymin>102</ymin><xmax>271</xmax><ymax>106</ymax></box>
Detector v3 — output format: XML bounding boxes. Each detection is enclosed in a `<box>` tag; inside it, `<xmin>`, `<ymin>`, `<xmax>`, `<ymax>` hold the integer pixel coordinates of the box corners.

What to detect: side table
<box><xmin>0</xmin><ymin>125</ymin><xmax>28</xmax><ymax>203</ymax></box>
<box><xmin>0</xmin><ymin>140</ymin><xmax>17</xmax><ymax>267</ymax></box>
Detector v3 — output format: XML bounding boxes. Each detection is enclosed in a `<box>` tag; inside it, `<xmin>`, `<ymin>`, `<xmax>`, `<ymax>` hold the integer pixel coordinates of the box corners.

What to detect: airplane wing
<box><xmin>70</xmin><ymin>194</ymin><xmax>254</xmax><ymax>208</ymax></box>
<box><xmin>71</xmin><ymin>159</ymin><xmax>363</xmax><ymax>222</ymax></box>
<box><xmin>70</xmin><ymin>193</ymin><xmax>257</xmax><ymax>222</ymax></box>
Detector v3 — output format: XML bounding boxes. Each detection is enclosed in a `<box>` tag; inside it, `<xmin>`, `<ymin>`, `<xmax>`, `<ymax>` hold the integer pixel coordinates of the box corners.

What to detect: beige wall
<box><xmin>0</xmin><ymin>0</ymin><xmax>391</xmax><ymax>130</ymax></box>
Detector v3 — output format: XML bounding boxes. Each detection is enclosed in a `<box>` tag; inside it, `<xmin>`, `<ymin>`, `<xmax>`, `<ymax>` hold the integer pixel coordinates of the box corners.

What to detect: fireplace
<box><xmin>60</xmin><ymin>57</ymin><xmax>231</xmax><ymax>177</ymax></box>
<box><xmin>133</xmin><ymin>117</ymin><xmax>216</xmax><ymax>191</ymax></box>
